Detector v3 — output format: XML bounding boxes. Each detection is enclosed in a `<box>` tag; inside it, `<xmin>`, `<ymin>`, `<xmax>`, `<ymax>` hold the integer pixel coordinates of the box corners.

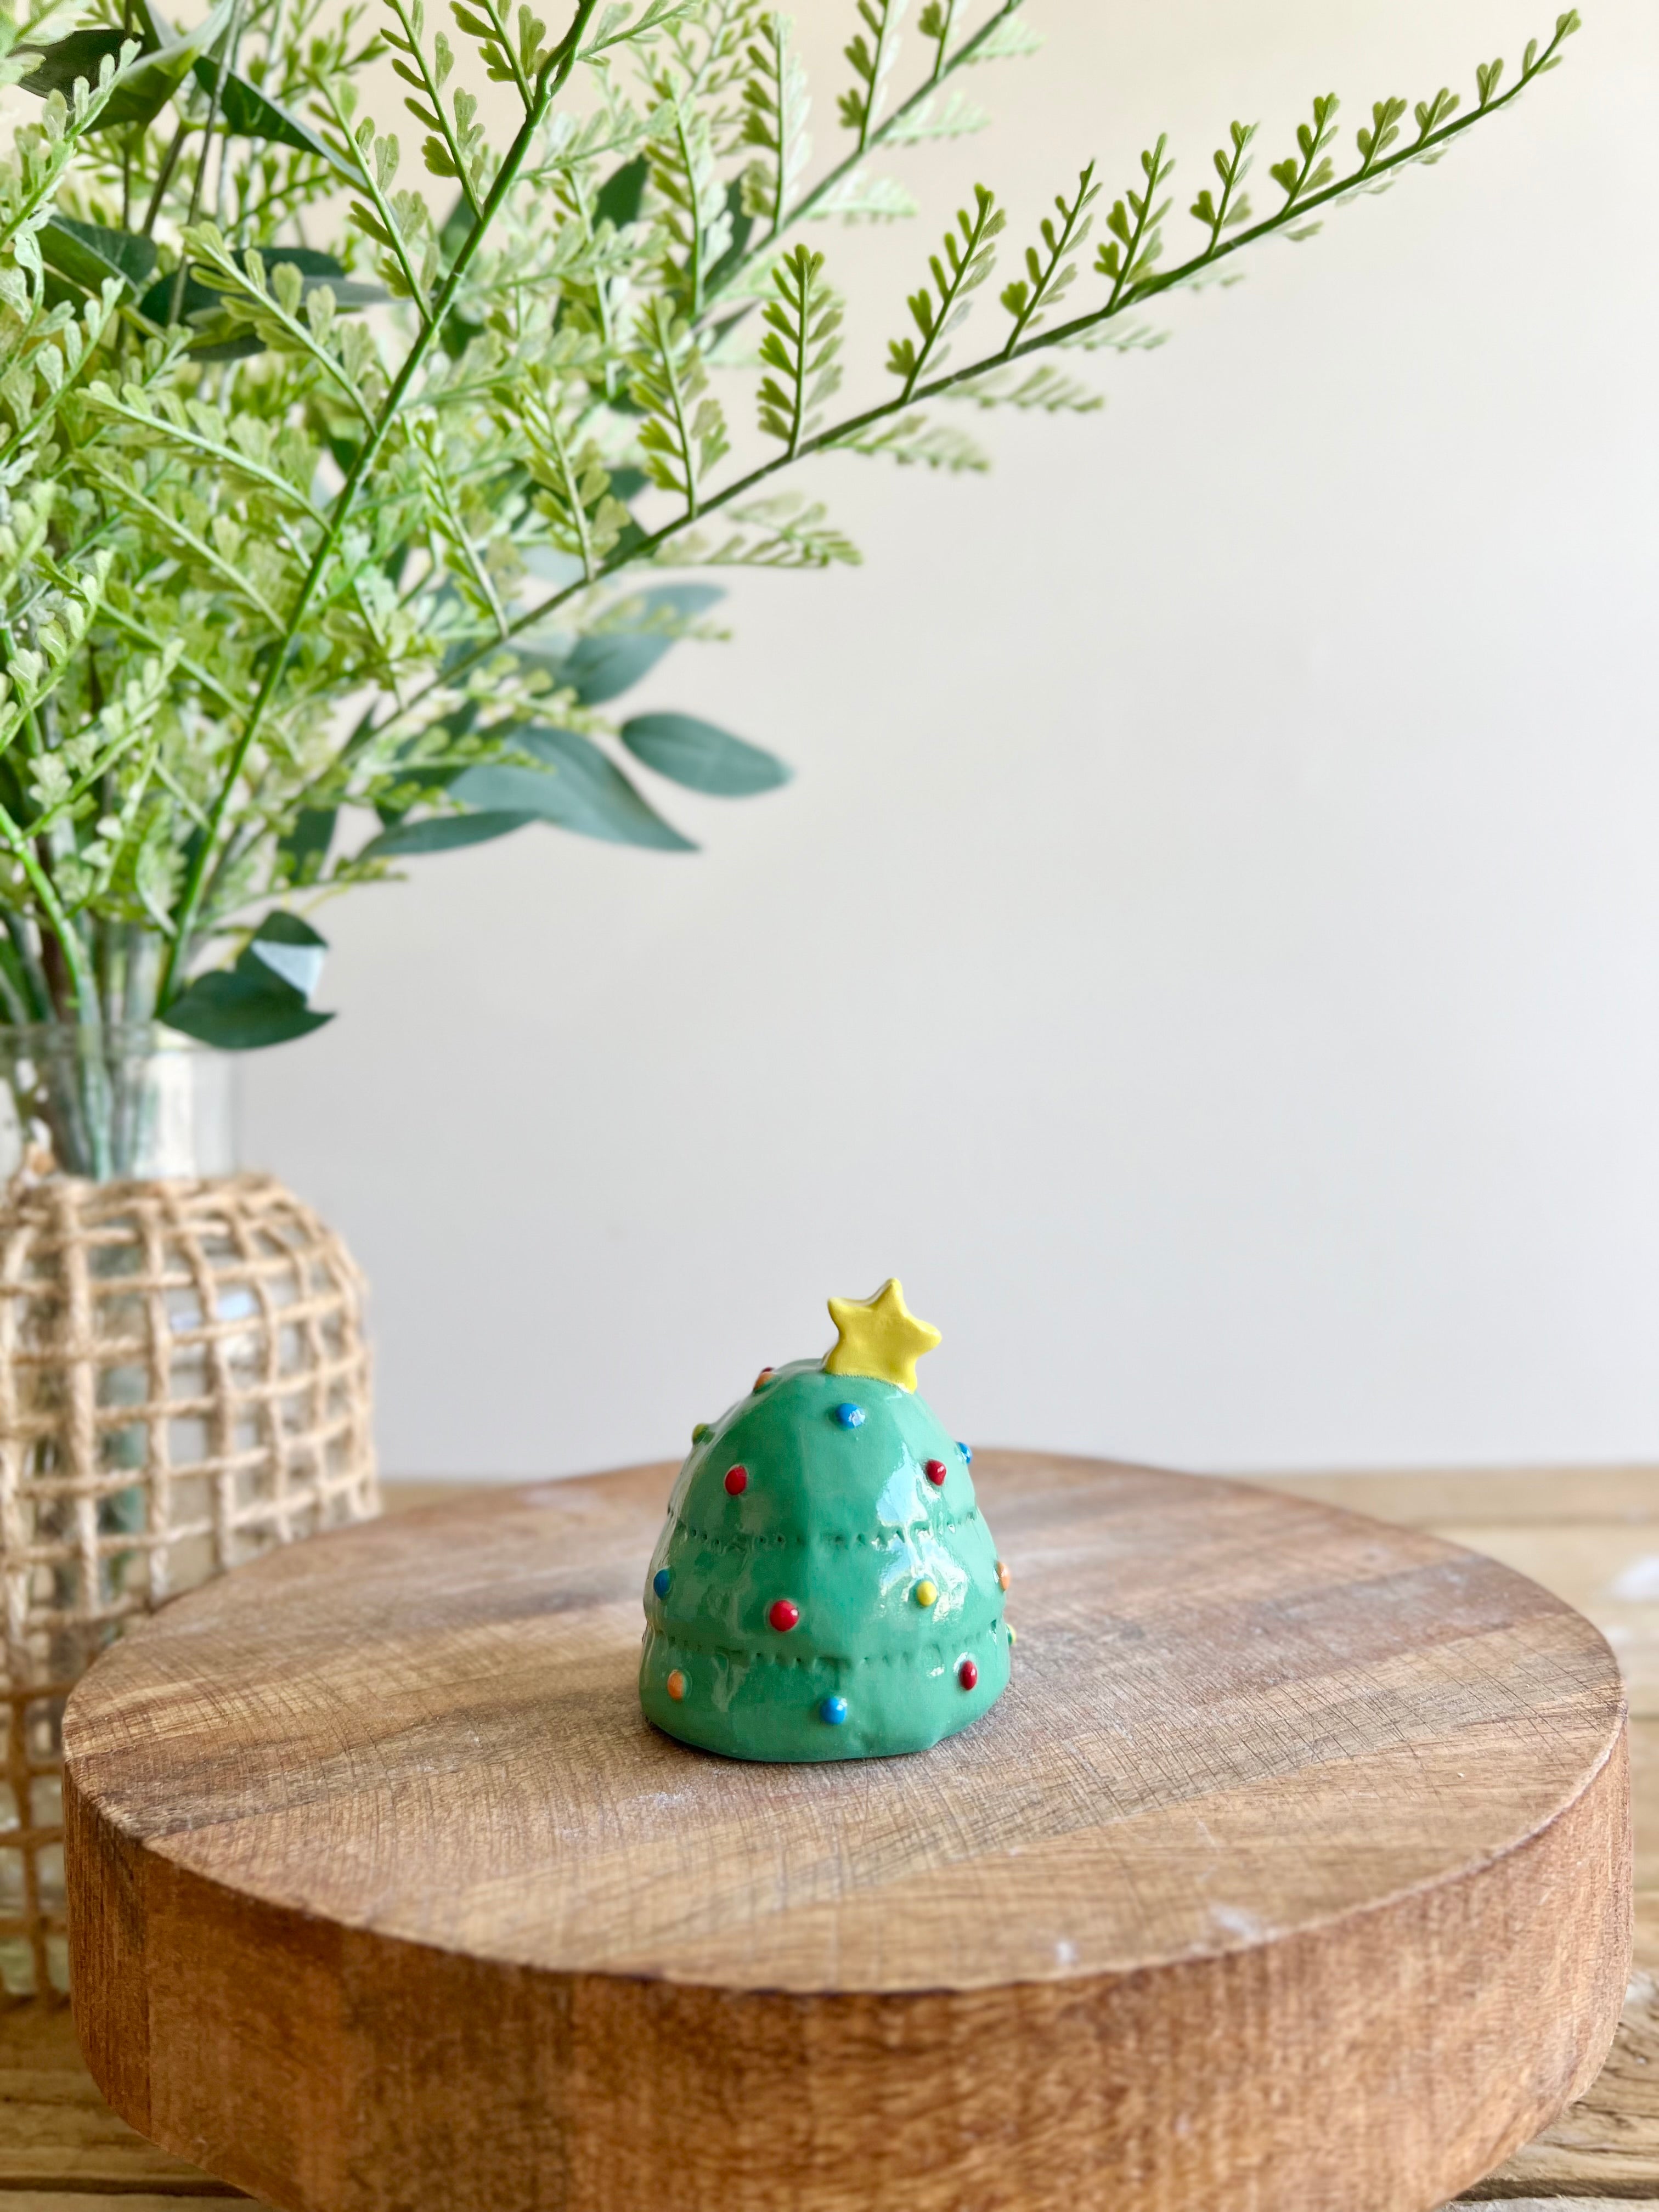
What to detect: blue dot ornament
<box><xmin>820</xmin><ymin>1695</ymin><xmax>849</xmax><ymax>1726</ymax></box>
<box><xmin>833</xmin><ymin>1402</ymin><xmax>866</xmax><ymax>1429</ymax></box>
<box><xmin>653</xmin><ymin>1568</ymin><xmax>670</xmax><ymax>1599</ymax></box>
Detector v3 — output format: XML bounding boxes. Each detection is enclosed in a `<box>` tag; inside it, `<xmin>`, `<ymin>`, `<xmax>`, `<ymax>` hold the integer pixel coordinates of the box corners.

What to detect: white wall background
<box><xmin>244</xmin><ymin>0</ymin><xmax>1659</xmax><ymax>1480</ymax></box>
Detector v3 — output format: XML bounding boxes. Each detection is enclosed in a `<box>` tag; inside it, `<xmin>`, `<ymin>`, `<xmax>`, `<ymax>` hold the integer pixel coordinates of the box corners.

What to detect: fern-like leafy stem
<box><xmin>154</xmin><ymin>0</ymin><xmax>606</xmax><ymax>1006</ymax></box>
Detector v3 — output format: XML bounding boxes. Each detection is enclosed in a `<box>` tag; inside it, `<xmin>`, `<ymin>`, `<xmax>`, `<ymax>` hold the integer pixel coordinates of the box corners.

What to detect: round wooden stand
<box><xmin>63</xmin><ymin>1454</ymin><xmax>1630</xmax><ymax>2212</ymax></box>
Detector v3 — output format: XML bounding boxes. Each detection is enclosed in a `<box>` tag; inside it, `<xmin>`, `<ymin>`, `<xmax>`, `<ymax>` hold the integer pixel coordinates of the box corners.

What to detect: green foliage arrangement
<box><xmin>0</xmin><ymin>0</ymin><xmax>1581</xmax><ymax>1063</ymax></box>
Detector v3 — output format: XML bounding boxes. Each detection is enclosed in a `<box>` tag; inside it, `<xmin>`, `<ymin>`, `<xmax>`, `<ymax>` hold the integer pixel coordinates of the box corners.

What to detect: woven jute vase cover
<box><xmin>0</xmin><ymin>1171</ymin><xmax>377</xmax><ymax>1995</ymax></box>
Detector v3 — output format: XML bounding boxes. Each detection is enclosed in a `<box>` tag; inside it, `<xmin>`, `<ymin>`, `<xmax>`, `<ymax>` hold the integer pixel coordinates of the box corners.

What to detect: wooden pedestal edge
<box><xmin>64</xmin><ymin>1719</ymin><xmax>1632</xmax><ymax>2212</ymax></box>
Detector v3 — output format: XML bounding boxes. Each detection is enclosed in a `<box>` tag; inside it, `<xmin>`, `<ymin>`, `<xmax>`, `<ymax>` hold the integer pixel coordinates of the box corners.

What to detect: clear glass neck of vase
<box><xmin>0</xmin><ymin>1024</ymin><xmax>237</xmax><ymax>1182</ymax></box>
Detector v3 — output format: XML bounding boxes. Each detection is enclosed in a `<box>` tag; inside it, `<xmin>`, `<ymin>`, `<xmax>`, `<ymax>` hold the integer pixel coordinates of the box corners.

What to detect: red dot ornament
<box><xmin>957</xmin><ymin>1657</ymin><xmax>979</xmax><ymax>1690</ymax></box>
<box><xmin>724</xmin><ymin>1465</ymin><xmax>748</xmax><ymax>1496</ymax></box>
<box><xmin>768</xmin><ymin>1598</ymin><xmax>800</xmax><ymax>1633</ymax></box>
<box><xmin>924</xmin><ymin>1459</ymin><xmax>947</xmax><ymax>1486</ymax></box>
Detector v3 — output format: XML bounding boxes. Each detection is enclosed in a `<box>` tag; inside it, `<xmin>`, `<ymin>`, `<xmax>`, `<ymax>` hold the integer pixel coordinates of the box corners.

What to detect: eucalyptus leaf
<box><xmin>558</xmin><ymin>630</ymin><xmax>674</xmax><ymax>706</ymax></box>
<box><xmin>40</xmin><ymin>215</ymin><xmax>158</xmax><ymax>297</ymax></box>
<box><xmin>177</xmin><ymin>323</ymin><xmax>268</xmax><ymax>362</ymax></box>
<box><xmin>84</xmin><ymin>48</ymin><xmax>195</xmax><ymax>131</ymax></box>
<box><xmin>21</xmin><ymin>4</ymin><xmax>284</xmax><ymax>136</ymax></box>
<box><xmin>495</xmin><ymin>727</ymin><xmax>697</xmax><ymax>850</ymax></box>
<box><xmin>162</xmin><ymin>908</ymin><xmax>331</xmax><ymax>1047</ymax></box>
<box><xmin>279</xmin><ymin>806</ymin><xmax>336</xmax><ymax>886</ymax></box>
<box><xmin>641</xmin><ymin>583</ymin><xmax>726</xmax><ymax>622</ymax></box>
<box><xmin>82</xmin><ymin>0</ymin><xmax>242</xmax><ymax>132</ymax></box>
<box><xmin>594</xmin><ymin>154</ymin><xmax>648</xmax><ymax>229</ymax></box>
<box><xmin>189</xmin><ymin>59</ymin><xmax>354</xmax><ymax>175</ymax></box>
<box><xmin>438</xmin><ymin>191</ymin><xmax>473</xmax><ymax>262</ymax></box>
<box><xmin>17</xmin><ymin>28</ymin><xmax>128</xmax><ymax>99</ymax></box>
<box><xmin>358</xmin><ymin>811</ymin><xmax>538</xmax><ymax>857</ymax></box>
<box><xmin>255</xmin><ymin>909</ymin><xmax>326</xmax><ymax>945</ymax></box>
<box><xmin>162</xmin><ymin>966</ymin><xmax>332</xmax><ymax>1047</ymax></box>
<box><xmin>134</xmin><ymin>0</ymin><xmax>236</xmax><ymax>59</ymax></box>
<box><xmin>373</xmin><ymin>757</ymin><xmax>466</xmax><ymax>826</ymax></box>
<box><xmin>16</xmin><ymin>23</ymin><xmax>196</xmax><ymax>133</ymax></box>
<box><xmin>554</xmin><ymin>584</ymin><xmax>727</xmax><ymax>704</ymax></box>
<box><xmin>620</xmin><ymin>713</ymin><xmax>792</xmax><ymax>797</ymax></box>
<box><xmin>162</xmin><ymin>916</ymin><xmax>323</xmax><ymax>1048</ymax></box>
<box><xmin>137</xmin><ymin>267</ymin><xmax>221</xmax><ymax>324</ymax></box>
<box><xmin>135</xmin><ymin>266</ymin><xmax>265</xmax><ymax>356</ymax></box>
<box><xmin>247</xmin><ymin>909</ymin><xmax>326</xmax><ymax>998</ymax></box>
<box><xmin>445</xmin><ymin>764</ymin><xmax>554</xmax><ymax>810</ymax></box>
<box><xmin>703</xmin><ymin>178</ymin><xmax>758</xmax><ymax>297</ymax></box>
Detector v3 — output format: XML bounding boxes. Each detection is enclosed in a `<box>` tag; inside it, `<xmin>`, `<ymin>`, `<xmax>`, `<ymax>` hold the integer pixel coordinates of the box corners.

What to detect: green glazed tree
<box><xmin>641</xmin><ymin>1281</ymin><xmax>1012</xmax><ymax>1760</ymax></box>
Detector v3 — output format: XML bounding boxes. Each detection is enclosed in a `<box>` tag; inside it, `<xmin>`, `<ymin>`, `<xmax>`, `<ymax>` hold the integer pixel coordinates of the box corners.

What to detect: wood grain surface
<box><xmin>60</xmin><ymin>1452</ymin><xmax>1630</xmax><ymax>2212</ymax></box>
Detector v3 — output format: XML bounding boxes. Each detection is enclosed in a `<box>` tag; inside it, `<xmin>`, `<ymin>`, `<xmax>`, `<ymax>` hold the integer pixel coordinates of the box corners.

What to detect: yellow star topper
<box><xmin>823</xmin><ymin>1279</ymin><xmax>941</xmax><ymax>1393</ymax></box>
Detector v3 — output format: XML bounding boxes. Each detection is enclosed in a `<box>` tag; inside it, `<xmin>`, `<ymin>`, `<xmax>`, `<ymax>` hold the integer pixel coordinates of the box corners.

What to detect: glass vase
<box><xmin>0</xmin><ymin>1022</ymin><xmax>235</xmax><ymax>1183</ymax></box>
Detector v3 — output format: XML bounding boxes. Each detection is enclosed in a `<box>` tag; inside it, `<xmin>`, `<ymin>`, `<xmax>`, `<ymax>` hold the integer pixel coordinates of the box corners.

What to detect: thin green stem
<box><xmin>2</xmin><ymin>916</ymin><xmax>52</xmax><ymax>1021</ymax></box>
<box><xmin>569</xmin><ymin>169</ymin><xmax>620</xmax><ymax>401</ymax></box>
<box><xmin>319</xmin><ymin>77</ymin><xmax>430</xmax><ymax>311</ymax></box>
<box><xmin>168</xmin><ymin>5</ymin><xmax>242</xmax><ymax>324</ymax></box>
<box><xmin>141</xmin><ymin>122</ymin><xmax>190</xmax><ymax>235</ymax></box>
<box><xmin>666</xmin><ymin>100</ymin><xmax>708</xmax><ymax>318</ymax></box>
<box><xmin>786</xmin><ymin>334</ymin><xmax>805</xmax><ymax>456</ymax></box>
<box><xmin>1002</xmin><ymin>163</ymin><xmax>1094</xmax><ymax>353</ymax></box>
<box><xmin>1103</xmin><ymin>137</ymin><xmax>1166</xmax><ymax>313</ymax></box>
<box><xmin>902</xmin><ymin>188</ymin><xmax>999</xmax><ymax>401</ymax></box>
<box><xmin>652</xmin><ymin>303</ymin><xmax>703</xmax><ymax>516</ymax></box>
<box><xmin>1196</xmin><ymin>127</ymin><xmax>1252</xmax><ymax>255</ymax></box>
<box><xmin>854</xmin><ymin>0</ymin><xmax>902</xmax><ymax>155</ymax></box>
<box><xmin>225</xmin><ymin>155</ymin><xmax>336</xmax><ymax>236</ymax></box>
<box><xmin>0</xmin><ymin>803</ymin><xmax>97</xmax><ymax>1022</ymax></box>
<box><xmin>418</xmin><ymin>436</ymin><xmax>510</xmax><ymax>633</ymax></box>
<box><xmin>926</xmin><ymin>0</ymin><xmax>957</xmax><ymax>82</ymax></box>
<box><xmin>213</xmin><ymin>4</ymin><xmax>249</xmax><ymax>225</ymax></box>
<box><xmin>0</xmin><ymin>933</ymin><xmax>36</xmax><ymax>1026</ymax></box>
<box><xmin>541</xmin><ymin>409</ymin><xmax>596</xmax><ymax>580</ymax></box>
<box><xmin>479</xmin><ymin>0</ymin><xmax>533</xmax><ymax>109</ymax></box>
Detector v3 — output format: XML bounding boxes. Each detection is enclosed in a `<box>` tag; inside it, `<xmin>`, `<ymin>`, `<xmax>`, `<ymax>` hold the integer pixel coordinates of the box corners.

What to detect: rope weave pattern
<box><xmin>0</xmin><ymin>1172</ymin><xmax>377</xmax><ymax>1995</ymax></box>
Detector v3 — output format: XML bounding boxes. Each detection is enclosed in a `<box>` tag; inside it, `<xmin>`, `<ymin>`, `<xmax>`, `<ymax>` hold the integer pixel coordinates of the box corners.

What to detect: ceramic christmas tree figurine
<box><xmin>640</xmin><ymin>1282</ymin><xmax>1013</xmax><ymax>1762</ymax></box>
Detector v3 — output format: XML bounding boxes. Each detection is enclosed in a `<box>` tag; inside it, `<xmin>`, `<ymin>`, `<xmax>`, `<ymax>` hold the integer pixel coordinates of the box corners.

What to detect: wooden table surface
<box><xmin>10</xmin><ymin>1467</ymin><xmax>1659</xmax><ymax>2212</ymax></box>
